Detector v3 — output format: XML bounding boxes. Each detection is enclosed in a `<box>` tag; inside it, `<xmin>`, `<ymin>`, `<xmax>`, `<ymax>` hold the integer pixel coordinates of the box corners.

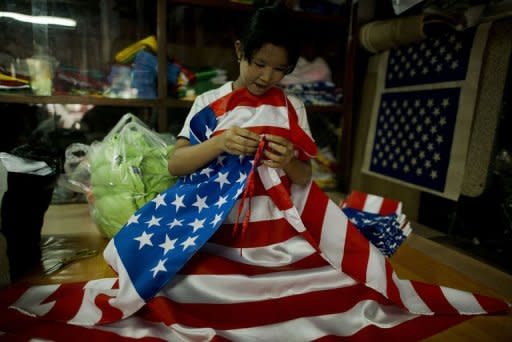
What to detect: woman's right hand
<box><xmin>217</xmin><ymin>127</ymin><xmax>260</xmax><ymax>155</ymax></box>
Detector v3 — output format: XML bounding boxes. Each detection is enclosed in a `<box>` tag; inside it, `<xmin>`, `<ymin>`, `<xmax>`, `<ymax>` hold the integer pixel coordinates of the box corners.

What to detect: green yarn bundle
<box><xmin>88</xmin><ymin>114</ymin><xmax>177</xmax><ymax>238</ymax></box>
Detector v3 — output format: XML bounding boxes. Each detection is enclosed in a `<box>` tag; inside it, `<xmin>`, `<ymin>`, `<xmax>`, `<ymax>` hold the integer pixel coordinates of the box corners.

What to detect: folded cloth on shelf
<box><xmin>281</xmin><ymin>56</ymin><xmax>332</xmax><ymax>85</ymax></box>
<box><xmin>114</xmin><ymin>35</ymin><xmax>158</xmax><ymax>64</ymax></box>
<box><xmin>0</xmin><ymin>70</ymin><xmax>29</xmax><ymax>90</ymax></box>
<box><xmin>283</xmin><ymin>81</ymin><xmax>342</xmax><ymax>105</ymax></box>
<box><xmin>0</xmin><ymin>87</ymin><xmax>509</xmax><ymax>341</ymax></box>
<box><xmin>53</xmin><ymin>67</ymin><xmax>105</xmax><ymax>95</ymax></box>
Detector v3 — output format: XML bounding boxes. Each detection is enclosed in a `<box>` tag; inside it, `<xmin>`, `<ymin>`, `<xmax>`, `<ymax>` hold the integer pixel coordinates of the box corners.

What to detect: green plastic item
<box><xmin>86</xmin><ymin>113</ymin><xmax>178</xmax><ymax>238</ymax></box>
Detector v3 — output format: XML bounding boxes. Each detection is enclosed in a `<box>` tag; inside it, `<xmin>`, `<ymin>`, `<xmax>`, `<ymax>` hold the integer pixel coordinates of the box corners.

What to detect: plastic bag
<box><xmin>65</xmin><ymin>113</ymin><xmax>177</xmax><ymax>238</ymax></box>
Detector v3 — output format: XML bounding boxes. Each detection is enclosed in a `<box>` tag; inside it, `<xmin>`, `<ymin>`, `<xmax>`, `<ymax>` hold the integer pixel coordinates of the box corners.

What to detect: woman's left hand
<box><xmin>262</xmin><ymin>134</ymin><xmax>295</xmax><ymax>169</ymax></box>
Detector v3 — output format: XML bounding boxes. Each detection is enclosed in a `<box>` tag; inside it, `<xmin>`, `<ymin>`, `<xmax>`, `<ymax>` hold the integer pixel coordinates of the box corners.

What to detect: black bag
<box><xmin>0</xmin><ymin>143</ymin><xmax>59</xmax><ymax>280</ymax></box>
<box><xmin>1</xmin><ymin>170</ymin><xmax>56</xmax><ymax>280</ymax></box>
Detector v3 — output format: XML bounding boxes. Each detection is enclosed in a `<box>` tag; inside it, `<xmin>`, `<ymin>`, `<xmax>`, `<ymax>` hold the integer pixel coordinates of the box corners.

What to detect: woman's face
<box><xmin>236</xmin><ymin>42</ymin><xmax>289</xmax><ymax>96</ymax></box>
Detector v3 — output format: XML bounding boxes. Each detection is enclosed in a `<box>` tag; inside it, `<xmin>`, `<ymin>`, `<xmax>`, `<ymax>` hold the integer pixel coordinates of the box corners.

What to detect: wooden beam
<box><xmin>157</xmin><ymin>0</ymin><xmax>168</xmax><ymax>132</ymax></box>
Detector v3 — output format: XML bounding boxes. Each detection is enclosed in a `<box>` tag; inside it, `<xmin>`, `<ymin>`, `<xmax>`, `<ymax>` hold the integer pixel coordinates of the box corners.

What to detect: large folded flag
<box><xmin>0</xmin><ymin>87</ymin><xmax>508</xmax><ymax>341</ymax></box>
<box><xmin>340</xmin><ymin>191</ymin><xmax>412</xmax><ymax>256</ymax></box>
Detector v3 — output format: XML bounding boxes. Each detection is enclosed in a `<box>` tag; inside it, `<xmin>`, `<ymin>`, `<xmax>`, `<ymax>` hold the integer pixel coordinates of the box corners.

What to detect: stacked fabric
<box><xmin>108</xmin><ymin>36</ymin><xmax>181</xmax><ymax>99</ymax></box>
<box><xmin>0</xmin><ymin>68</ymin><xmax>29</xmax><ymax>91</ymax></box>
<box><xmin>280</xmin><ymin>56</ymin><xmax>342</xmax><ymax>105</ymax></box>
<box><xmin>282</xmin><ymin>81</ymin><xmax>341</xmax><ymax>105</ymax></box>
<box><xmin>175</xmin><ymin>67</ymin><xmax>228</xmax><ymax>100</ymax></box>
<box><xmin>53</xmin><ymin>66</ymin><xmax>105</xmax><ymax>96</ymax></box>
<box><xmin>0</xmin><ymin>53</ymin><xmax>30</xmax><ymax>92</ymax></box>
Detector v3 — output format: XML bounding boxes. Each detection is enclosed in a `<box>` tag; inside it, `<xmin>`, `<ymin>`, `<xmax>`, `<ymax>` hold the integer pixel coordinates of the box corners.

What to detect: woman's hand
<box><xmin>218</xmin><ymin>126</ymin><xmax>260</xmax><ymax>155</ymax></box>
<box><xmin>262</xmin><ymin>134</ymin><xmax>295</xmax><ymax>169</ymax></box>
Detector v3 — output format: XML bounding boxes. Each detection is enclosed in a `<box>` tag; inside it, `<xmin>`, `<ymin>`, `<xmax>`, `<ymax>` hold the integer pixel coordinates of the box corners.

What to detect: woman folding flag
<box><xmin>0</xmin><ymin>2</ymin><xmax>509</xmax><ymax>341</ymax></box>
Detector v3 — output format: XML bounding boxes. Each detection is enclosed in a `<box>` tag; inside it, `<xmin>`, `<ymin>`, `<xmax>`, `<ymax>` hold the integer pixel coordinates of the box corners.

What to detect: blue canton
<box><xmin>112</xmin><ymin>104</ymin><xmax>253</xmax><ymax>301</ymax></box>
<box><xmin>385</xmin><ymin>28</ymin><xmax>476</xmax><ymax>88</ymax></box>
<box><xmin>342</xmin><ymin>207</ymin><xmax>407</xmax><ymax>257</ymax></box>
<box><xmin>369</xmin><ymin>88</ymin><xmax>460</xmax><ymax>191</ymax></box>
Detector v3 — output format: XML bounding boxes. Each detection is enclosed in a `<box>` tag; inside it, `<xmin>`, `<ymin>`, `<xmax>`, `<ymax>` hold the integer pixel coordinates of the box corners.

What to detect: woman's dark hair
<box><xmin>238</xmin><ymin>2</ymin><xmax>300</xmax><ymax>74</ymax></box>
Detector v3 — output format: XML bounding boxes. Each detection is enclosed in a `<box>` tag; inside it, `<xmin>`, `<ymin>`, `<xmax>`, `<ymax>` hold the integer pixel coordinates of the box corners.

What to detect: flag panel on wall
<box><xmin>363</xmin><ymin>23</ymin><xmax>491</xmax><ymax>199</ymax></box>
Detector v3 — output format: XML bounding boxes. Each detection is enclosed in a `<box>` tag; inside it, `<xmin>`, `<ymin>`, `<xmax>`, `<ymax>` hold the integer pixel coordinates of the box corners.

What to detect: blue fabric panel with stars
<box><xmin>369</xmin><ymin>88</ymin><xmax>460</xmax><ymax>192</ymax></box>
<box><xmin>112</xmin><ymin>105</ymin><xmax>252</xmax><ymax>301</ymax></box>
<box><xmin>342</xmin><ymin>207</ymin><xmax>407</xmax><ymax>257</ymax></box>
<box><xmin>189</xmin><ymin>105</ymin><xmax>217</xmax><ymax>144</ymax></box>
<box><xmin>385</xmin><ymin>28</ymin><xmax>476</xmax><ymax>88</ymax></box>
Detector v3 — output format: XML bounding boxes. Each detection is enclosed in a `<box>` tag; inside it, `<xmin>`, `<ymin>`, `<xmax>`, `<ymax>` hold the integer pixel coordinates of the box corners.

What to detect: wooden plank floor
<box><xmin>24</xmin><ymin>204</ymin><xmax>512</xmax><ymax>340</ymax></box>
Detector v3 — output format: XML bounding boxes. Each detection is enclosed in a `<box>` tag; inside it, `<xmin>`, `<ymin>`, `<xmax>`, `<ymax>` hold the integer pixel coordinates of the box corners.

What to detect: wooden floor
<box><xmin>22</xmin><ymin>204</ymin><xmax>512</xmax><ymax>340</ymax></box>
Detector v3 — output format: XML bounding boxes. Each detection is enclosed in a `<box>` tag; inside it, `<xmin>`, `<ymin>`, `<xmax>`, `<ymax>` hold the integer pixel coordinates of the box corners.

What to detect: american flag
<box><xmin>341</xmin><ymin>191</ymin><xmax>412</xmax><ymax>256</ymax></box>
<box><xmin>385</xmin><ymin>29</ymin><xmax>475</xmax><ymax>88</ymax></box>
<box><xmin>369</xmin><ymin>88</ymin><xmax>460</xmax><ymax>192</ymax></box>
<box><xmin>365</xmin><ymin>27</ymin><xmax>485</xmax><ymax>198</ymax></box>
<box><xmin>0</xmin><ymin>87</ymin><xmax>508</xmax><ymax>340</ymax></box>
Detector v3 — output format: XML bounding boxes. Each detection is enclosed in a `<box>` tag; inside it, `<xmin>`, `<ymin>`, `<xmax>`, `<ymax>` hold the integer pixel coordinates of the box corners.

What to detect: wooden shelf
<box><xmin>0</xmin><ymin>94</ymin><xmax>158</xmax><ymax>107</ymax></box>
<box><xmin>165</xmin><ymin>98</ymin><xmax>194</xmax><ymax>108</ymax></box>
<box><xmin>170</xmin><ymin>0</ymin><xmax>253</xmax><ymax>12</ymax></box>
<box><xmin>169</xmin><ymin>0</ymin><xmax>347</xmax><ymax>25</ymax></box>
<box><xmin>0</xmin><ymin>94</ymin><xmax>343</xmax><ymax>113</ymax></box>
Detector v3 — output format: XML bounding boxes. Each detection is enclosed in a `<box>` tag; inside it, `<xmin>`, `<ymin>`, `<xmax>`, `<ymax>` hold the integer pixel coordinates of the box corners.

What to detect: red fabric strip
<box><xmin>212</xmin><ymin>219</ymin><xmax>298</xmax><ymax>248</ymax></box>
<box><xmin>96</xmin><ymin>293</ymin><xmax>124</xmax><ymax>324</ymax></box>
<box><xmin>180</xmin><ymin>251</ymin><xmax>329</xmax><ymax>276</ymax></box>
<box><xmin>379</xmin><ymin>197</ymin><xmax>400</xmax><ymax>215</ymax></box>
<box><xmin>264</xmin><ymin>183</ymin><xmax>294</xmax><ymax>211</ymax></box>
<box><xmin>285</xmin><ymin>97</ymin><xmax>317</xmax><ymax>158</ymax></box>
<box><xmin>233</xmin><ymin>138</ymin><xmax>267</xmax><ymax>252</ymax></box>
<box><xmin>0</xmin><ymin>306</ymin><xmax>160</xmax><ymax>341</ymax></box>
<box><xmin>474</xmin><ymin>293</ymin><xmax>510</xmax><ymax>313</ymax></box>
<box><xmin>210</xmin><ymin>87</ymin><xmax>288</xmax><ymax>117</ymax></box>
<box><xmin>313</xmin><ymin>315</ymin><xmax>469</xmax><ymax>342</ymax></box>
<box><xmin>342</xmin><ymin>191</ymin><xmax>368</xmax><ymax>211</ymax></box>
<box><xmin>41</xmin><ymin>282</ymin><xmax>87</xmax><ymax>321</ymax></box>
<box><xmin>299</xmin><ymin>182</ymin><xmax>329</xmax><ymax>245</ymax></box>
<box><xmin>0</xmin><ymin>283</ymin><xmax>30</xmax><ymax>307</ymax></box>
<box><xmin>411</xmin><ymin>281</ymin><xmax>459</xmax><ymax>314</ymax></box>
<box><xmin>141</xmin><ymin>284</ymin><xmax>391</xmax><ymax>330</ymax></box>
<box><xmin>341</xmin><ymin>221</ymin><xmax>371</xmax><ymax>284</ymax></box>
<box><xmin>245</xmin><ymin>173</ymin><xmax>291</xmax><ymax>198</ymax></box>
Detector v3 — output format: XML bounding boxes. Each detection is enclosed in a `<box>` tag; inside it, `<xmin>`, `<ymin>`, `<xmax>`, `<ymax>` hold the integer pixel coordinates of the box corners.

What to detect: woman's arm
<box><xmin>167</xmin><ymin>137</ymin><xmax>223</xmax><ymax>176</ymax></box>
<box><xmin>282</xmin><ymin>158</ymin><xmax>312</xmax><ymax>186</ymax></box>
<box><xmin>169</xmin><ymin>131</ymin><xmax>312</xmax><ymax>184</ymax></box>
<box><xmin>168</xmin><ymin>127</ymin><xmax>260</xmax><ymax>176</ymax></box>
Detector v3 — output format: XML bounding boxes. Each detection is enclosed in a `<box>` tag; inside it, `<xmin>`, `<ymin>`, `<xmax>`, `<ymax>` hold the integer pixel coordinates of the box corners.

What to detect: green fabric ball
<box><xmin>92</xmin><ymin>192</ymin><xmax>138</xmax><ymax>238</ymax></box>
<box><xmin>140</xmin><ymin>150</ymin><xmax>167</xmax><ymax>175</ymax></box>
<box><xmin>87</xmin><ymin>120</ymin><xmax>177</xmax><ymax>238</ymax></box>
<box><xmin>139</xmin><ymin>146</ymin><xmax>178</xmax><ymax>196</ymax></box>
<box><xmin>143</xmin><ymin>174</ymin><xmax>174</xmax><ymax>195</ymax></box>
<box><xmin>91</xmin><ymin>163</ymin><xmax>145</xmax><ymax>196</ymax></box>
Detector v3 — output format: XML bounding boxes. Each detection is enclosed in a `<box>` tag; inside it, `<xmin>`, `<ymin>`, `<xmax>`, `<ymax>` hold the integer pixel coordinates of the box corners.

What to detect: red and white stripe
<box><xmin>258</xmin><ymin>167</ymin><xmax>507</xmax><ymax>315</ymax></box>
<box><xmin>215</xmin><ymin>104</ymin><xmax>290</xmax><ymax>133</ymax></box>
<box><xmin>1</xmin><ymin>89</ymin><xmax>509</xmax><ymax>339</ymax></box>
<box><xmin>210</xmin><ymin>87</ymin><xmax>317</xmax><ymax>160</ymax></box>
<box><xmin>1</xmin><ymin>167</ymin><xmax>508</xmax><ymax>340</ymax></box>
<box><xmin>341</xmin><ymin>191</ymin><xmax>412</xmax><ymax>236</ymax></box>
<box><xmin>7</xmin><ymin>240</ymin><xmax>147</xmax><ymax>327</ymax></box>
